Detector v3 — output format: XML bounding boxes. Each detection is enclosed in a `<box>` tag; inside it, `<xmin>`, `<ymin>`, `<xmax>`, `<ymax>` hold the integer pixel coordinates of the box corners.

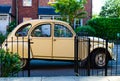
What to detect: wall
<box><xmin>17</xmin><ymin>0</ymin><xmax>38</xmax><ymax>23</ymax></box>
<box><xmin>0</xmin><ymin>0</ymin><xmax>12</xmax><ymax>5</ymax></box>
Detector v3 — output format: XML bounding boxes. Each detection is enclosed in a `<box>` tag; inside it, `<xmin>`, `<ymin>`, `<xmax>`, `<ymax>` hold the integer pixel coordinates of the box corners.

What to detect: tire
<box><xmin>91</xmin><ymin>50</ymin><xmax>109</xmax><ymax>68</ymax></box>
<box><xmin>20</xmin><ymin>59</ymin><xmax>28</xmax><ymax>69</ymax></box>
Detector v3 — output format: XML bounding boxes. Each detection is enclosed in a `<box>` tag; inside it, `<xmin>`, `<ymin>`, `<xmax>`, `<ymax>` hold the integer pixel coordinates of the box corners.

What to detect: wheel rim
<box><xmin>95</xmin><ymin>53</ymin><xmax>106</xmax><ymax>67</ymax></box>
<box><xmin>20</xmin><ymin>59</ymin><xmax>27</xmax><ymax>68</ymax></box>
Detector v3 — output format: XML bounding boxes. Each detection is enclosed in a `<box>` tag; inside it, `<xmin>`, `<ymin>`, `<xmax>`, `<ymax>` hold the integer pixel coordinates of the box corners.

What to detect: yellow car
<box><xmin>2</xmin><ymin>19</ymin><xmax>114</xmax><ymax>68</ymax></box>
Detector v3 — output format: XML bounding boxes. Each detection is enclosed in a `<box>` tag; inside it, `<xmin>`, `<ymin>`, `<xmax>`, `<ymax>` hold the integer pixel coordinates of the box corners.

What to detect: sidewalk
<box><xmin>0</xmin><ymin>76</ymin><xmax>120</xmax><ymax>81</ymax></box>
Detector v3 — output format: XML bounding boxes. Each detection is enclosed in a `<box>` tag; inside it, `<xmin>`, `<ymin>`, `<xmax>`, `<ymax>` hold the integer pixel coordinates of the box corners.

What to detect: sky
<box><xmin>92</xmin><ymin>0</ymin><xmax>106</xmax><ymax>14</ymax></box>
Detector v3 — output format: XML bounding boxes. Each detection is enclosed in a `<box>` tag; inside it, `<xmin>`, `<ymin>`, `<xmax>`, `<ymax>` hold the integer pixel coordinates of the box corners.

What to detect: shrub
<box><xmin>7</xmin><ymin>21</ymin><xmax>16</xmax><ymax>34</ymax></box>
<box><xmin>75</xmin><ymin>25</ymin><xmax>96</xmax><ymax>36</ymax></box>
<box><xmin>0</xmin><ymin>33</ymin><xmax>6</xmax><ymax>45</ymax></box>
<box><xmin>0</xmin><ymin>49</ymin><xmax>21</xmax><ymax>77</ymax></box>
<box><xmin>87</xmin><ymin>18</ymin><xmax>120</xmax><ymax>40</ymax></box>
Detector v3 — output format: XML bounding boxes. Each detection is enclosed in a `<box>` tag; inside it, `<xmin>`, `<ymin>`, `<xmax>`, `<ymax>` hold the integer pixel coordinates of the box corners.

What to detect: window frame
<box><xmin>54</xmin><ymin>24</ymin><xmax>73</xmax><ymax>38</ymax></box>
<box><xmin>15</xmin><ymin>23</ymin><xmax>32</xmax><ymax>37</ymax></box>
<box><xmin>23</xmin><ymin>0</ymin><xmax>32</xmax><ymax>7</ymax></box>
<box><xmin>31</xmin><ymin>24</ymin><xmax>51</xmax><ymax>37</ymax></box>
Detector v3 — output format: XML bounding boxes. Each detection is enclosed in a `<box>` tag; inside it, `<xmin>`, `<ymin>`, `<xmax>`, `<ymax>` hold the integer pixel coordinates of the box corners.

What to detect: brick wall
<box><xmin>17</xmin><ymin>0</ymin><xmax>39</xmax><ymax>23</ymax></box>
<box><xmin>83</xmin><ymin>0</ymin><xmax>92</xmax><ymax>25</ymax></box>
<box><xmin>0</xmin><ymin>0</ymin><xmax>12</xmax><ymax>5</ymax></box>
<box><xmin>39</xmin><ymin>0</ymin><xmax>49</xmax><ymax>6</ymax></box>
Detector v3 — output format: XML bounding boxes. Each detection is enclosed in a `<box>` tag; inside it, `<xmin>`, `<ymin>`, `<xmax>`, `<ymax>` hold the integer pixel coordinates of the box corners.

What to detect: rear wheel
<box><xmin>91</xmin><ymin>50</ymin><xmax>109</xmax><ymax>68</ymax></box>
<box><xmin>20</xmin><ymin>59</ymin><xmax>28</xmax><ymax>68</ymax></box>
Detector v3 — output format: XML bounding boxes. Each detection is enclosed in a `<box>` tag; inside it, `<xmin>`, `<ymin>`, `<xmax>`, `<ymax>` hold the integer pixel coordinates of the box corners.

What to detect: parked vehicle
<box><xmin>2</xmin><ymin>19</ymin><xmax>114</xmax><ymax>68</ymax></box>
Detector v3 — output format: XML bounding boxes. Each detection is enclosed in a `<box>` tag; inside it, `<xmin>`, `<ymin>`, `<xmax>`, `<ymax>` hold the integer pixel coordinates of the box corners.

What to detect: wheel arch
<box><xmin>90</xmin><ymin>47</ymin><xmax>111</xmax><ymax>60</ymax></box>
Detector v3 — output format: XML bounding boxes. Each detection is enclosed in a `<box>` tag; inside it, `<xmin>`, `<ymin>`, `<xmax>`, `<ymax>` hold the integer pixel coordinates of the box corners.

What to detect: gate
<box><xmin>0</xmin><ymin>35</ymin><xmax>119</xmax><ymax>77</ymax></box>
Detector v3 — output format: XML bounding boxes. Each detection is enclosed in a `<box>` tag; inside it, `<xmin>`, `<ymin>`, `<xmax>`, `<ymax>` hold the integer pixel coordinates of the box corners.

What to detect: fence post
<box><xmin>87</xmin><ymin>38</ymin><xmax>90</xmax><ymax>76</ymax></box>
<box><xmin>28</xmin><ymin>37</ymin><xmax>30</xmax><ymax>77</ymax></box>
<box><xmin>105</xmin><ymin>39</ymin><xmax>108</xmax><ymax>76</ymax></box>
<box><xmin>74</xmin><ymin>36</ymin><xmax>79</xmax><ymax>76</ymax></box>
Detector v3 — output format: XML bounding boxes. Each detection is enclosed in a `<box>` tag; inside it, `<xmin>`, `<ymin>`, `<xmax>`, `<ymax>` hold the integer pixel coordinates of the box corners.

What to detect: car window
<box><xmin>54</xmin><ymin>24</ymin><xmax>73</xmax><ymax>37</ymax></box>
<box><xmin>15</xmin><ymin>24</ymin><xmax>31</xmax><ymax>37</ymax></box>
<box><xmin>31</xmin><ymin>24</ymin><xmax>51</xmax><ymax>37</ymax></box>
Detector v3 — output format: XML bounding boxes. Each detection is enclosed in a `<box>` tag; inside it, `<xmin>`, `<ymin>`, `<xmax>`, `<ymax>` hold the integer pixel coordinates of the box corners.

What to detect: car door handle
<box><xmin>53</xmin><ymin>39</ymin><xmax>56</xmax><ymax>41</ymax></box>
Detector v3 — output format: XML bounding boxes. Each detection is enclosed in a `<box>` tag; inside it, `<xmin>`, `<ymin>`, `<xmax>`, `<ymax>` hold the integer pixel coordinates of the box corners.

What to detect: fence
<box><xmin>0</xmin><ymin>35</ymin><xmax>119</xmax><ymax>77</ymax></box>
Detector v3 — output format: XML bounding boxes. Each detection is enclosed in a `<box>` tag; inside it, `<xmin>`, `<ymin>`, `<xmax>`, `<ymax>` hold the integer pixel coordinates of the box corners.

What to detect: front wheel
<box><xmin>91</xmin><ymin>50</ymin><xmax>109</xmax><ymax>68</ymax></box>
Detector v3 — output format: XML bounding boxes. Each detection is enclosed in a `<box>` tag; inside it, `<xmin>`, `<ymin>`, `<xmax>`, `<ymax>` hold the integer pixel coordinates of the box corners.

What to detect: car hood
<box><xmin>87</xmin><ymin>36</ymin><xmax>105</xmax><ymax>42</ymax></box>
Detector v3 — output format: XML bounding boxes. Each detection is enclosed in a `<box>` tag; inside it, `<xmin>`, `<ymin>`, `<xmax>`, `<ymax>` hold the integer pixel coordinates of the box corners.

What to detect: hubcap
<box><xmin>20</xmin><ymin>59</ymin><xmax>27</xmax><ymax>68</ymax></box>
<box><xmin>95</xmin><ymin>53</ymin><xmax>106</xmax><ymax>67</ymax></box>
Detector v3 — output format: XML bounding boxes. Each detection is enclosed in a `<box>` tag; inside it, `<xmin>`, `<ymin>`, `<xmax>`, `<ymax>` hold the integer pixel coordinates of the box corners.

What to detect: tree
<box><xmin>49</xmin><ymin>0</ymin><xmax>87</xmax><ymax>29</ymax></box>
<box><xmin>99</xmin><ymin>0</ymin><xmax>120</xmax><ymax>18</ymax></box>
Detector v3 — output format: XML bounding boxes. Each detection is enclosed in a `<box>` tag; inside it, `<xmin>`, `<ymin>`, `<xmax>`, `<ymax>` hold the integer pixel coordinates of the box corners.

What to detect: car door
<box><xmin>30</xmin><ymin>23</ymin><xmax>52</xmax><ymax>59</ymax></box>
<box><xmin>53</xmin><ymin>23</ymin><xmax>75</xmax><ymax>60</ymax></box>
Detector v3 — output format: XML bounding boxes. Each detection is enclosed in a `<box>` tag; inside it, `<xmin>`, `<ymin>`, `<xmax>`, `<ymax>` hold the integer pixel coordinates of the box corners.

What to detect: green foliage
<box><xmin>99</xmin><ymin>0</ymin><xmax>120</xmax><ymax>18</ymax></box>
<box><xmin>7</xmin><ymin>21</ymin><xmax>16</xmax><ymax>34</ymax></box>
<box><xmin>0</xmin><ymin>33</ymin><xmax>6</xmax><ymax>44</ymax></box>
<box><xmin>87</xmin><ymin>18</ymin><xmax>120</xmax><ymax>40</ymax></box>
<box><xmin>50</xmin><ymin>0</ymin><xmax>87</xmax><ymax>28</ymax></box>
<box><xmin>0</xmin><ymin>49</ymin><xmax>21</xmax><ymax>77</ymax></box>
<box><xmin>75</xmin><ymin>25</ymin><xmax>96</xmax><ymax>36</ymax></box>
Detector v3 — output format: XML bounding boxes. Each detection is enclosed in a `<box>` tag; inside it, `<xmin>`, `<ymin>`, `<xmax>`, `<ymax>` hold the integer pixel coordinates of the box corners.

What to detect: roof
<box><xmin>0</xmin><ymin>5</ymin><xmax>11</xmax><ymax>14</ymax></box>
<box><xmin>38</xmin><ymin>7</ymin><xmax>60</xmax><ymax>15</ymax></box>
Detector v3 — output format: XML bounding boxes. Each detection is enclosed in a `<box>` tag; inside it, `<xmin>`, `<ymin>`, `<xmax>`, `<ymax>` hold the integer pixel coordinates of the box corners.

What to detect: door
<box><xmin>53</xmin><ymin>24</ymin><xmax>75</xmax><ymax>60</ymax></box>
<box><xmin>0</xmin><ymin>15</ymin><xmax>8</xmax><ymax>34</ymax></box>
<box><xmin>30</xmin><ymin>24</ymin><xmax>52</xmax><ymax>59</ymax></box>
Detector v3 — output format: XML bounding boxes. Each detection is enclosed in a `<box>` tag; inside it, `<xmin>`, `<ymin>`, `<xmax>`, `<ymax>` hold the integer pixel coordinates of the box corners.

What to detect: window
<box><xmin>74</xmin><ymin>18</ymin><xmax>83</xmax><ymax>28</ymax></box>
<box><xmin>23</xmin><ymin>0</ymin><xmax>32</xmax><ymax>6</ymax></box>
<box><xmin>15</xmin><ymin>24</ymin><xmax>31</xmax><ymax>37</ymax></box>
<box><xmin>54</xmin><ymin>24</ymin><xmax>73</xmax><ymax>37</ymax></box>
<box><xmin>31</xmin><ymin>24</ymin><xmax>51</xmax><ymax>37</ymax></box>
<box><xmin>0</xmin><ymin>16</ymin><xmax>7</xmax><ymax>20</ymax></box>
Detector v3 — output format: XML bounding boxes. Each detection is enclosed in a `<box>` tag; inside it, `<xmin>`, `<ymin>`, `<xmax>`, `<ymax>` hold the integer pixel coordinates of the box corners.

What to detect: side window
<box><xmin>54</xmin><ymin>24</ymin><xmax>73</xmax><ymax>37</ymax></box>
<box><xmin>31</xmin><ymin>24</ymin><xmax>51</xmax><ymax>37</ymax></box>
<box><xmin>15</xmin><ymin>24</ymin><xmax>31</xmax><ymax>37</ymax></box>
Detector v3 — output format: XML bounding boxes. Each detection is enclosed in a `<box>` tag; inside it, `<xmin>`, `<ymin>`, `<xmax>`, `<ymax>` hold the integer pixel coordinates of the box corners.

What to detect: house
<box><xmin>0</xmin><ymin>0</ymin><xmax>92</xmax><ymax>34</ymax></box>
<box><xmin>0</xmin><ymin>0</ymin><xmax>12</xmax><ymax>34</ymax></box>
<box><xmin>0</xmin><ymin>5</ymin><xmax>11</xmax><ymax>34</ymax></box>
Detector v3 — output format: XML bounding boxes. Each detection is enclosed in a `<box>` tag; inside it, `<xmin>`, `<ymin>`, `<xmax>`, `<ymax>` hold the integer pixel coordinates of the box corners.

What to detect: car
<box><xmin>2</xmin><ymin>19</ymin><xmax>114</xmax><ymax>68</ymax></box>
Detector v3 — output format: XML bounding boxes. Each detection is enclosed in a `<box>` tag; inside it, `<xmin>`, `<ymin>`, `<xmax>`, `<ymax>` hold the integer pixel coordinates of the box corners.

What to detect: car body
<box><xmin>2</xmin><ymin>19</ymin><xmax>114</xmax><ymax>68</ymax></box>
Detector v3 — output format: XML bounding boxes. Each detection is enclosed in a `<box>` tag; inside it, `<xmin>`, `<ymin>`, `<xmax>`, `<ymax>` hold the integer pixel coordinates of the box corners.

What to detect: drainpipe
<box><xmin>16</xmin><ymin>0</ymin><xmax>18</xmax><ymax>25</ymax></box>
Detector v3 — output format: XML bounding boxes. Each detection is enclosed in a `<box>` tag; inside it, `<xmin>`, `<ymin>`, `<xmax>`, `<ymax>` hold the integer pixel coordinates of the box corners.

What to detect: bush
<box><xmin>0</xmin><ymin>49</ymin><xmax>21</xmax><ymax>77</ymax></box>
<box><xmin>87</xmin><ymin>18</ymin><xmax>120</xmax><ymax>40</ymax></box>
<box><xmin>0</xmin><ymin>33</ymin><xmax>6</xmax><ymax>45</ymax></box>
<box><xmin>75</xmin><ymin>25</ymin><xmax>96</xmax><ymax>36</ymax></box>
<box><xmin>7</xmin><ymin>21</ymin><xmax>16</xmax><ymax>34</ymax></box>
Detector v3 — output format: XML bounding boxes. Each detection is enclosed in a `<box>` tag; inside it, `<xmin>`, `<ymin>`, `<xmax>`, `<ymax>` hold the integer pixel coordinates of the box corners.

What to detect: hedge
<box><xmin>87</xmin><ymin>18</ymin><xmax>120</xmax><ymax>40</ymax></box>
<box><xmin>75</xmin><ymin>25</ymin><xmax>96</xmax><ymax>36</ymax></box>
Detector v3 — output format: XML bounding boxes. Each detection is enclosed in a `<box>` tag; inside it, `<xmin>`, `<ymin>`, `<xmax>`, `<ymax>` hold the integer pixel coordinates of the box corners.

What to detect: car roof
<box><xmin>20</xmin><ymin>19</ymin><xmax>69</xmax><ymax>25</ymax></box>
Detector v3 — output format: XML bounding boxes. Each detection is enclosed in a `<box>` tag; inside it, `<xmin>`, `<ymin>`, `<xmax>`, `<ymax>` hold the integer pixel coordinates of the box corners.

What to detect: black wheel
<box><xmin>91</xmin><ymin>50</ymin><xmax>109</xmax><ymax>68</ymax></box>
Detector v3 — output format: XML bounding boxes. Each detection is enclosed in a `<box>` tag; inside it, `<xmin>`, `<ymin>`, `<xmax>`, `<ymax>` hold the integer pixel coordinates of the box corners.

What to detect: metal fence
<box><xmin>0</xmin><ymin>35</ymin><xmax>119</xmax><ymax>77</ymax></box>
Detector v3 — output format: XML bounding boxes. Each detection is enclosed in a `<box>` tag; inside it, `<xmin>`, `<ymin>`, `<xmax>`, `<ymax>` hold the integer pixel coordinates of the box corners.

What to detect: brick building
<box><xmin>0</xmin><ymin>0</ymin><xmax>92</xmax><ymax>34</ymax></box>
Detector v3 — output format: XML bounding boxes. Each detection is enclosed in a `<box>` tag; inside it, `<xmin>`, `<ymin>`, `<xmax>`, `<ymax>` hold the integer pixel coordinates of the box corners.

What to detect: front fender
<box><xmin>90</xmin><ymin>44</ymin><xmax>114</xmax><ymax>59</ymax></box>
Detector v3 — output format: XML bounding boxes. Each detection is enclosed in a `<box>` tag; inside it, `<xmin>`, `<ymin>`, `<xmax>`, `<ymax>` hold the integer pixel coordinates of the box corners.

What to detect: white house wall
<box><xmin>0</xmin><ymin>14</ymin><xmax>10</xmax><ymax>35</ymax></box>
